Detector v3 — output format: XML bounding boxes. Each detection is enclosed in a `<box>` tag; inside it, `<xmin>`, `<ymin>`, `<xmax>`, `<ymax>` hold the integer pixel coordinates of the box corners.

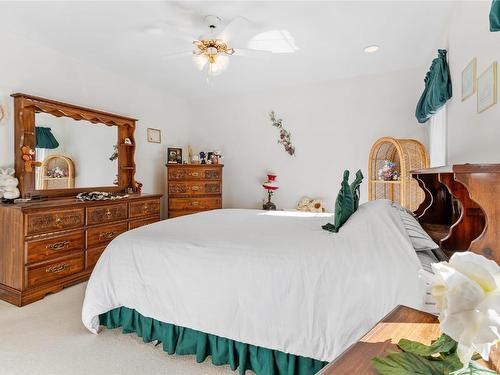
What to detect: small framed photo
<box><xmin>477</xmin><ymin>61</ymin><xmax>497</xmax><ymax>113</ymax></box>
<box><xmin>147</xmin><ymin>128</ymin><xmax>161</xmax><ymax>143</ymax></box>
<box><xmin>461</xmin><ymin>57</ymin><xmax>476</xmax><ymax>101</ymax></box>
<box><xmin>167</xmin><ymin>147</ymin><xmax>182</xmax><ymax>164</ymax></box>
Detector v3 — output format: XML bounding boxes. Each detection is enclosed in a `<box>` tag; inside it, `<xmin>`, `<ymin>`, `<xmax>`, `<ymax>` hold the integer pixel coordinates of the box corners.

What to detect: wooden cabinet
<box><xmin>0</xmin><ymin>193</ymin><xmax>162</xmax><ymax>306</ymax></box>
<box><xmin>167</xmin><ymin>164</ymin><xmax>223</xmax><ymax>218</ymax></box>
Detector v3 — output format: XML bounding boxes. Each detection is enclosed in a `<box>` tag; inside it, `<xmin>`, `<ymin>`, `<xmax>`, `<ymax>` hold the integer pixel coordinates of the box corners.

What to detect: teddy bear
<box><xmin>297</xmin><ymin>197</ymin><xmax>326</xmax><ymax>213</ymax></box>
<box><xmin>0</xmin><ymin>168</ymin><xmax>20</xmax><ymax>200</ymax></box>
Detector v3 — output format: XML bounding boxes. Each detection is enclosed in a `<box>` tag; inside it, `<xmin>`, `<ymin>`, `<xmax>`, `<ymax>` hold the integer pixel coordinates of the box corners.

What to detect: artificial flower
<box><xmin>430</xmin><ymin>252</ymin><xmax>500</xmax><ymax>367</ymax></box>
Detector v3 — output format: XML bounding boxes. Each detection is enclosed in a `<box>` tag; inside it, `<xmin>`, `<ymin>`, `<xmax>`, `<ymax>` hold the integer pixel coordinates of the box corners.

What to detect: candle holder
<box><xmin>262</xmin><ymin>174</ymin><xmax>279</xmax><ymax>210</ymax></box>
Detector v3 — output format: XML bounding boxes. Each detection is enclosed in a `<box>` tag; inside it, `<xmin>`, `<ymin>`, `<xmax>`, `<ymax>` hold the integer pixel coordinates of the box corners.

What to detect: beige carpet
<box><xmin>0</xmin><ymin>283</ymin><xmax>235</xmax><ymax>375</ymax></box>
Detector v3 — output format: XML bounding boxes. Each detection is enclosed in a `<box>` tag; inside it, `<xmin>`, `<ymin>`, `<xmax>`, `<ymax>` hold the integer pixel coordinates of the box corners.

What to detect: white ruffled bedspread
<box><xmin>82</xmin><ymin>200</ymin><xmax>425</xmax><ymax>362</ymax></box>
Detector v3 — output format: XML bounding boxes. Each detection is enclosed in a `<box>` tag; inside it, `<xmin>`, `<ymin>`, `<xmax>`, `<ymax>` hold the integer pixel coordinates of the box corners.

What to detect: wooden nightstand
<box><xmin>318</xmin><ymin>305</ymin><xmax>499</xmax><ymax>374</ymax></box>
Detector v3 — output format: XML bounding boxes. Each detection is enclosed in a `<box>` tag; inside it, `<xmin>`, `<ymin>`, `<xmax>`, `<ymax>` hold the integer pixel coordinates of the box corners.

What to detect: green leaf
<box><xmin>439</xmin><ymin>353</ymin><xmax>465</xmax><ymax>374</ymax></box>
<box><xmin>398</xmin><ymin>334</ymin><xmax>457</xmax><ymax>356</ymax></box>
<box><xmin>454</xmin><ymin>362</ymin><xmax>498</xmax><ymax>375</ymax></box>
<box><xmin>372</xmin><ymin>352</ymin><xmax>444</xmax><ymax>375</ymax></box>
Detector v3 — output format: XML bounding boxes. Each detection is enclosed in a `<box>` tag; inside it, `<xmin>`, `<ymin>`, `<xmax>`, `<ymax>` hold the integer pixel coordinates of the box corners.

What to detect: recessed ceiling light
<box><xmin>364</xmin><ymin>45</ymin><xmax>380</xmax><ymax>53</ymax></box>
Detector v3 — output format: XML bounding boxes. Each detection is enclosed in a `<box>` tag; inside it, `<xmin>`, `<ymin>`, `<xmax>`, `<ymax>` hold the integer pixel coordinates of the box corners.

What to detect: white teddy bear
<box><xmin>0</xmin><ymin>168</ymin><xmax>20</xmax><ymax>200</ymax></box>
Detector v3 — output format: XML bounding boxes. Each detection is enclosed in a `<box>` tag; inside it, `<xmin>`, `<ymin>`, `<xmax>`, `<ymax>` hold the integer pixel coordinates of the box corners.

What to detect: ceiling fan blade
<box><xmin>162</xmin><ymin>51</ymin><xmax>194</xmax><ymax>60</ymax></box>
<box><xmin>216</xmin><ymin>16</ymin><xmax>251</xmax><ymax>42</ymax></box>
<box><xmin>232</xmin><ymin>48</ymin><xmax>273</xmax><ymax>58</ymax></box>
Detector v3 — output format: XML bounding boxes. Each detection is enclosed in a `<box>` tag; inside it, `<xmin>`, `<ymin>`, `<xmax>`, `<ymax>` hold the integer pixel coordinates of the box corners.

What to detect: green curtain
<box><xmin>415</xmin><ymin>49</ymin><xmax>452</xmax><ymax>124</ymax></box>
<box><xmin>491</xmin><ymin>0</ymin><xmax>500</xmax><ymax>31</ymax></box>
<box><xmin>35</xmin><ymin>127</ymin><xmax>59</xmax><ymax>149</ymax></box>
<box><xmin>100</xmin><ymin>307</ymin><xmax>327</xmax><ymax>375</ymax></box>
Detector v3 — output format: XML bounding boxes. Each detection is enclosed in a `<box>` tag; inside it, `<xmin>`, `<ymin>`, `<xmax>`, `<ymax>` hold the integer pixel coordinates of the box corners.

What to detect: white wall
<box><xmin>189</xmin><ymin>68</ymin><xmax>426</xmax><ymax>211</ymax></box>
<box><xmin>445</xmin><ymin>1</ymin><xmax>500</xmax><ymax>163</ymax></box>
<box><xmin>0</xmin><ymin>32</ymin><xmax>190</xmax><ymax>216</ymax></box>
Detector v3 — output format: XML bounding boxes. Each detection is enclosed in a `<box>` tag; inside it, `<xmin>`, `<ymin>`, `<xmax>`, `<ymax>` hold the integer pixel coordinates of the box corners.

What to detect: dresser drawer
<box><xmin>26</xmin><ymin>208</ymin><xmax>84</xmax><ymax>236</ymax></box>
<box><xmin>86</xmin><ymin>246</ymin><xmax>107</xmax><ymax>270</ymax></box>
<box><xmin>129</xmin><ymin>199</ymin><xmax>161</xmax><ymax>218</ymax></box>
<box><xmin>168</xmin><ymin>181</ymin><xmax>221</xmax><ymax>196</ymax></box>
<box><xmin>169</xmin><ymin>197</ymin><xmax>221</xmax><ymax>211</ymax></box>
<box><xmin>168</xmin><ymin>167</ymin><xmax>222</xmax><ymax>181</ymax></box>
<box><xmin>26</xmin><ymin>231</ymin><xmax>84</xmax><ymax>265</ymax></box>
<box><xmin>86</xmin><ymin>203</ymin><xmax>128</xmax><ymax>225</ymax></box>
<box><xmin>26</xmin><ymin>253</ymin><xmax>85</xmax><ymax>288</ymax></box>
<box><xmin>129</xmin><ymin>216</ymin><xmax>160</xmax><ymax>230</ymax></box>
<box><xmin>87</xmin><ymin>222</ymin><xmax>128</xmax><ymax>248</ymax></box>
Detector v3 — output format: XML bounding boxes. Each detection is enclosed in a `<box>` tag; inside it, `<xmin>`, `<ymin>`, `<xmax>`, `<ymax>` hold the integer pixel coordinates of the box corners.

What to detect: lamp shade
<box><xmin>262</xmin><ymin>174</ymin><xmax>279</xmax><ymax>190</ymax></box>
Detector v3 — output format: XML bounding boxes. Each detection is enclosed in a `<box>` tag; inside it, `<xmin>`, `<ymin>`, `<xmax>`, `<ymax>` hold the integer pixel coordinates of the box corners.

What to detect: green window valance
<box><xmin>491</xmin><ymin>0</ymin><xmax>500</xmax><ymax>31</ymax></box>
<box><xmin>35</xmin><ymin>127</ymin><xmax>59</xmax><ymax>149</ymax></box>
<box><xmin>415</xmin><ymin>49</ymin><xmax>452</xmax><ymax>124</ymax></box>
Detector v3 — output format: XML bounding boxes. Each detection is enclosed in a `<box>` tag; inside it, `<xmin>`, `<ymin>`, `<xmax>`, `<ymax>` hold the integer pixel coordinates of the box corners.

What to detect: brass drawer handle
<box><xmin>191</xmin><ymin>186</ymin><xmax>200</xmax><ymax>191</ymax></box>
<box><xmin>54</xmin><ymin>216</ymin><xmax>63</xmax><ymax>226</ymax></box>
<box><xmin>99</xmin><ymin>231</ymin><xmax>116</xmax><ymax>239</ymax></box>
<box><xmin>191</xmin><ymin>201</ymin><xmax>200</xmax><ymax>206</ymax></box>
<box><xmin>190</xmin><ymin>172</ymin><xmax>200</xmax><ymax>177</ymax></box>
<box><xmin>143</xmin><ymin>204</ymin><xmax>149</xmax><ymax>211</ymax></box>
<box><xmin>105</xmin><ymin>209</ymin><xmax>112</xmax><ymax>218</ymax></box>
<box><xmin>46</xmin><ymin>263</ymin><xmax>69</xmax><ymax>274</ymax></box>
<box><xmin>46</xmin><ymin>240</ymin><xmax>70</xmax><ymax>250</ymax></box>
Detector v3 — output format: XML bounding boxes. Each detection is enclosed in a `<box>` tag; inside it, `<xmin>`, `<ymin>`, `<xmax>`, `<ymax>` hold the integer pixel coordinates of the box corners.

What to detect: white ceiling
<box><xmin>0</xmin><ymin>1</ymin><xmax>455</xmax><ymax>97</ymax></box>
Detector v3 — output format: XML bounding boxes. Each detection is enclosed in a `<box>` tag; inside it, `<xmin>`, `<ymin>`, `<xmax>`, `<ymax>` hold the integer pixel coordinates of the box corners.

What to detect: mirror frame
<box><xmin>12</xmin><ymin>93</ymin><xmax>137</xmax><ymax>198</ymax></box>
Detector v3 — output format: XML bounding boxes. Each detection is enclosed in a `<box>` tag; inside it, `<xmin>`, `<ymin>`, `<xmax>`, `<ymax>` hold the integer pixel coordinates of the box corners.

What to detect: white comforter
<box><xmin>82</xmin><ymin>200</ymin><xmax>425</xmax><ymax>362</ymax></box>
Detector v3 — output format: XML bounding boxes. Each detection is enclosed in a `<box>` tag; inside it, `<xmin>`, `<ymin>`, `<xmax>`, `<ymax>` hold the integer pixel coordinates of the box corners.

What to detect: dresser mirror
<box><xmin>34</xmin><ymin>113</ymin><xmax>118</xmax><ymax>190</ymax></box>
<box><xmin>12</xmin><ymin>93</ymin><xmax>137</xmax><ymax>198</ymax></box>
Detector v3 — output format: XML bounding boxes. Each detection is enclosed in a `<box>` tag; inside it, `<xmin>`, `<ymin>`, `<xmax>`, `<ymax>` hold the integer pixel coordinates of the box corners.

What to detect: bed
<box><xmin>82</xmin><ymin>199</ymin><xmax>430</xmax><ymax>375</ymax></box>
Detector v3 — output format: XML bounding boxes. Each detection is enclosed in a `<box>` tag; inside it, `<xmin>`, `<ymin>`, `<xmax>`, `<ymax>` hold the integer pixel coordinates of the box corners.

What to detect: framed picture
<box><xmin>477</xmin><ymin>62</ymin><xmax>497</xmax><ymax>113</ymax></box>
<box><xmin>167</xmin><ymin>147</ymin><xmax>182</xmax><ymax>164</ymax></box>
<box><xmin>461</xmin><ymin>57</ymin><xmax>476</xmax><ymax>101</ymax></box>
<box><xmin>147</xmin><ymin>128</ymin><xmax>161</xmax><ymax>143</ymax></box>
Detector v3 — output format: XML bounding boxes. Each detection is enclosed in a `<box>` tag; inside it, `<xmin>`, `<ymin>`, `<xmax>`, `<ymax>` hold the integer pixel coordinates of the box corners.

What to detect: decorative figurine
<box><xmin>21</xmin><ymin>145</ymin><xmax>41</xmax><ymax>172</ymax></box>
<box><xmin>199</xmin><ymin>151</ymin><xmax>207</xmax><ymax>164</ymax></box>
<box><xmin>187</xmin><ymin>145</ymin><xmax>194</xmax><ymax>164</ymax></box>
<box><xmin>262</xmin><ymin>173</ymin><xmax>279</xmax><ymax>210</ymax></box>
<box><xmin>0</xmin><ymin>168</ymin><xmax>20</xmax><ymax>201</ymax></box>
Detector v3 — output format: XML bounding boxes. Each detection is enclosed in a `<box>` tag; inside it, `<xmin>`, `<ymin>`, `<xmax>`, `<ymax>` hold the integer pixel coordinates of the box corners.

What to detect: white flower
<box><xmin>430</xmin><ymin>252</ymin><xmax>500</xmax><ymax>367</ymax></box>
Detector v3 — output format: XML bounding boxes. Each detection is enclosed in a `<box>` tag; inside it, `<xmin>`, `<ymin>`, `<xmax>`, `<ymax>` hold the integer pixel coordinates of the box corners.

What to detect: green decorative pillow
<box><xmin>322</xmin><ymin>169</ymin><xmax>364</xmax><ymax>233</ymax></box>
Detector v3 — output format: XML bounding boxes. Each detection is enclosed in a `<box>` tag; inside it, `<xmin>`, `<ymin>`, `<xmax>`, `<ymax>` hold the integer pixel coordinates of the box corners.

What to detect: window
<box><xmin>428</xmin><ymin>106</ymin><xmax>447</xmax><ymax>167</ymax></box>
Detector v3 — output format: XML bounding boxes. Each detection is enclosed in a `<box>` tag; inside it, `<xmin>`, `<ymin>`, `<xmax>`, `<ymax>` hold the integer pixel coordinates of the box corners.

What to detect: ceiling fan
<box><xmin>163</xmin><ymin>15</ymin><xmax>272</xmax><ymax>77</ymax></box>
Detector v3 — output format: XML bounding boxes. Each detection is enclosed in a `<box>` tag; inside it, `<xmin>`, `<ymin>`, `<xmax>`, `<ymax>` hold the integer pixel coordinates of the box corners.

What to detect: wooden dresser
<box><xmin>167</xmin><ymin>164</ymin><xmax>223</xmax><ymax>218</ymax></box>
<box><xmin>0</xmin><ymin>193</ymin><xmax>161</xmax><ymax>306</ymax></box>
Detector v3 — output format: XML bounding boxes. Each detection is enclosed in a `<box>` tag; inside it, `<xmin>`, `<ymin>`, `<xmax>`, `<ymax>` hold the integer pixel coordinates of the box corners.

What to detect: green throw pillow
<box><xmin>322</xmin><ymin>169</ymin><xmax>364</xmax><ymax>233</ymax></box>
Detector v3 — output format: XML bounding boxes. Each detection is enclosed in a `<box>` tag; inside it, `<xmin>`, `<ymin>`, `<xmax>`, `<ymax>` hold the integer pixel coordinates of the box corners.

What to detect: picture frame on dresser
<box><xmin>167</xmin><ymin>147</ymin><xmax>183</xmax><ymax>164</ymax></box>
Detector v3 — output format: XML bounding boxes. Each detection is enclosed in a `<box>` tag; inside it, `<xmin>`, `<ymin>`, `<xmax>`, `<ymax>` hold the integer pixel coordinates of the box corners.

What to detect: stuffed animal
<box><xmin>297</xmin><ymin>197</ymin><xmax>326</xmax><ymax>213</ymax></box>
<box><xmin>0</xmin><ymin>168</ymin><xmax>20</xmax><ymax>200</ymax></box>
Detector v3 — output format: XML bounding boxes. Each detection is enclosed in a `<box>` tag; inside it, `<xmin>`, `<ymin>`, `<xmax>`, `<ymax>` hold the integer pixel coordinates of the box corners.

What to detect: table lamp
<box><xmin>262</xmin><ymin>173</ymin><xmax>279</xmax><ymax>210</ymax></box>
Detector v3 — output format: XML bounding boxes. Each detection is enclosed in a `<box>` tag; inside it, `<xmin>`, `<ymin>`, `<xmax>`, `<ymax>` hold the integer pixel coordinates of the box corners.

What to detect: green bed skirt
<box><xmin>99</xmin><ymin>307</ymin><xmax>327</xmax><ymax>375</ymax></box>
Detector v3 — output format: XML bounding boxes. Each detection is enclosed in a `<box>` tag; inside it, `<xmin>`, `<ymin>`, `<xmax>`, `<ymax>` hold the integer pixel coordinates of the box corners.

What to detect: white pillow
<box><xmin>392</xmin><ymin>203</ymin><xmax>439</xmax><ymax>251</ymax></box>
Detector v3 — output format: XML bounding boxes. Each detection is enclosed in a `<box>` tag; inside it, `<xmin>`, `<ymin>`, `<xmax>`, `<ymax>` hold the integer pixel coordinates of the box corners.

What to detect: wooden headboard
<box><xmin>411</xmin><ymin>164</ymin><xmax>500</xmax><ymax>263</ymax></box>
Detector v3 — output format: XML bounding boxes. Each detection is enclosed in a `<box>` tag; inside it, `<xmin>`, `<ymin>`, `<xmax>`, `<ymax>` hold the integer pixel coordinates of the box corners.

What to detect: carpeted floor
<box><xmin>0</xmin><ymin>283</ymin><xmax>235</xmax><ymax>375</ymax></box>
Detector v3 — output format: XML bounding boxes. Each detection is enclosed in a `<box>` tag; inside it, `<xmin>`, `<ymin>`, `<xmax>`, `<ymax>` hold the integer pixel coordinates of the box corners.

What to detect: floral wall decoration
<box><xmin>269</xmin><ymin>111</ymin><xmax>295</xmax><ymax>156</ymax></box>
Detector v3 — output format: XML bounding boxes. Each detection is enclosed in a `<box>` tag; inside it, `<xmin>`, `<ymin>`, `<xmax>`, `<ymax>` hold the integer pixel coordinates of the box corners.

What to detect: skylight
<box><xmin>247</xmin><ymin>30</ymin><xmax>299</xmax><ymax>53</ymax></box>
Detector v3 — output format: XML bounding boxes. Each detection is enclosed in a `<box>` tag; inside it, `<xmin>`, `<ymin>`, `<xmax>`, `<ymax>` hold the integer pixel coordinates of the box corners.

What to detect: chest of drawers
<box><xmin>0</xmin><ymin>193</ymin><xmax>162</xmax><ymax>306</ymax></box>
<box><xmin>167</xmin><ymin>164</ymin><xmax>223</xmax><ymax>218</ymax></box>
